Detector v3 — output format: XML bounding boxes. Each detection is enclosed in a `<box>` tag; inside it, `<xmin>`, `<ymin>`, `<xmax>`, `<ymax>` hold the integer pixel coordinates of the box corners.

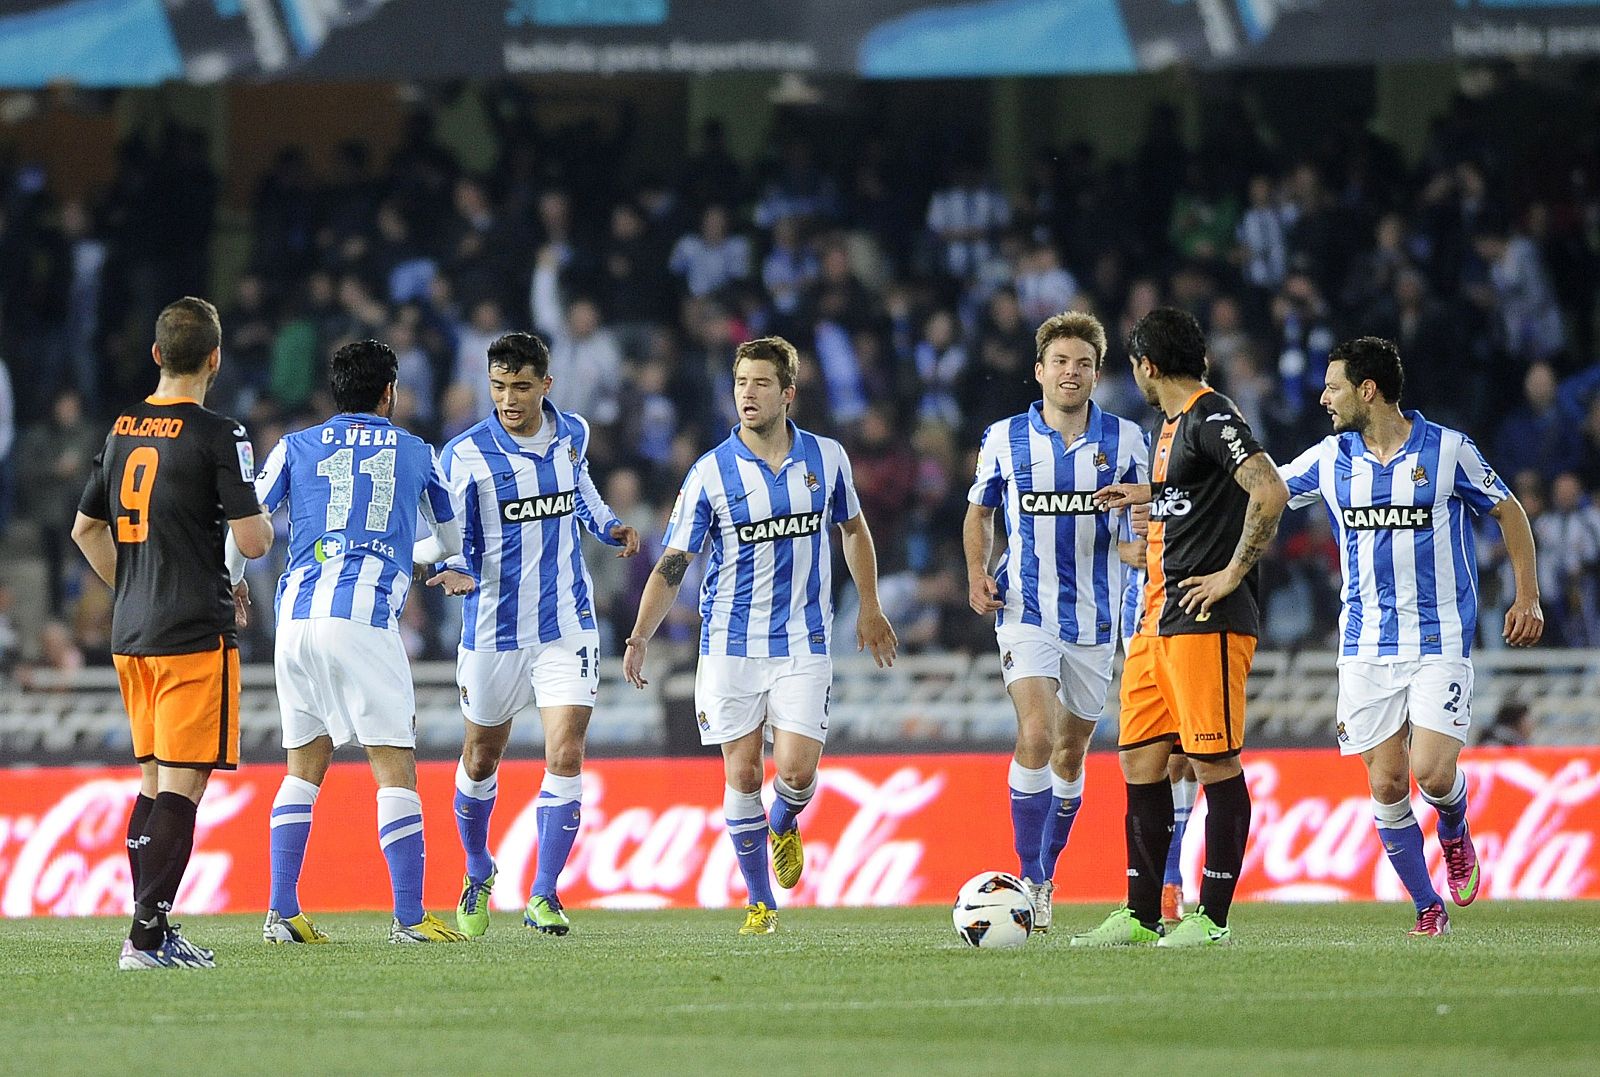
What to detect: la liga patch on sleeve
<box><xmin>237</xmin><ymin>440</ymin><xmax>255</xmax><ymax>482</ymax></box>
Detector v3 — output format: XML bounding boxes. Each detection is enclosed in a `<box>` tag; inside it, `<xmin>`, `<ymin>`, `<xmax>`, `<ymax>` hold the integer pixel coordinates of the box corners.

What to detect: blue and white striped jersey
<box><xmin>662</xmin><ymin>422</ymin><xmax>859</xmax><ymax>658</ymax></box>
<box><xmin>440</xmin><ymin>403</ymin><xmax>622</xmax><ymax>651</ymax></box>
<box><xmin>1280</xmin><ymin>412</ymin><xmax>1509</xmax><ymax>660</ymax></box>
<box><xmin>968</xmin><ymin>402</ymin><xmax>1149</xmax><ymax>645</ymax></box>
<box><xmin>256</xmin><ymin>413</ymin><xmax>455</xmax><ymax>630</ymax></box>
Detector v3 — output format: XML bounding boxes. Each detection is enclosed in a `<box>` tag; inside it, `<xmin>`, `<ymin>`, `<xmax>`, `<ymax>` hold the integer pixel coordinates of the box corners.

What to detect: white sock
<box><xmin>773</xmin><ymin>774</ymin><xmax>817</xmax><ymax>807</ymax></box>
<box><xmin>1007</xmin><ymin>759</ymin><xmax>1051</xmax><ymax>794</ymax></box>
<box><xmin>272</xmin><ymin>774</ymin><xmax>319</xmax><ymax>821</ymax></box>
<box><xmin>724</xmin><ymin>785</ymin><xmax>765</xmax><ymax>822</ymax></box>
<box><xmin>1050</xmin><ymin>771</ymin><xmax>1085</xmax><ymax>800</ymax></box>
<box><xmin>455</xmin><ymin>757</ymin><xmax>498</xmax><ymax>800</ymax></box>
<box><xmin>1172</xmin><ymin>777</ymin><xmax>1199</xmax><ymax>812</ymax></box>
<box><xmin>540</xmin><ymin>770</ymin><xmax>583</xmax><ymax>807</ymax></box>
<box><xmin>1419</xmin><ymin>769</ymin><xmax>1467</xmax><ymax>811</ymax></box>
<box><xmin>1373</xmin><ymin>796</ymin><xmax>1418</xmax><ymax>829</ymax></box>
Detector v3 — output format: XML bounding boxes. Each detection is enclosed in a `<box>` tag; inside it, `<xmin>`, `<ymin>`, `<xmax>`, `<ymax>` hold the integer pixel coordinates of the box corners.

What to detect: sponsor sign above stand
<box><xmin>4</xmin><ymin>2</ymin><xmax>1600</xmax><ymax>87</ymax></box>
<box><xmin>2</xmin><ymin>748</ymin><xmax>1598</xmax><ymax>916</ymax></box>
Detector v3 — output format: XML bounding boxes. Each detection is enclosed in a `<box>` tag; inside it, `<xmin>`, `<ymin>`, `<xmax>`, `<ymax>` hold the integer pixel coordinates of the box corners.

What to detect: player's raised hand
<box><xmin>1094</xmin><ymin>482</ymin><xmax>1151</xmax><ymax>511</ymax></box>
<box><xmin>232</xmin><ymin>581</ymin><xmax>251</xmax><ymax>628</ymax></box>
<box><xmin>858</xmin><ymin>607</ymin><xmax>898</xmax><ymax>668</ymax></box>
<box><xmin>426</xmin><ymin>568</ymin><xmax>477</xmax><ymax>597</ymax></box>
<box><xmin>968</xmin><ymin>573</ymin><xmax>1003</xmax><ymax>615</ymax></box>
<box><xmin>610</xmin><ymin>523</ymin><xmax>641</xmax><ymax>558</ymax></box>
<box><xmin>1177</xmin><ymin>566</ymin><xmax>1244</xmax><ymax>617</ymax></box>
<box><xmin>1503</xmin><ymin>593</ymin><xmax>1545</xmax><ymax>647</ymax></box>
<box><xmin>622</xmin><ymin>636</ymin><xmax>649</xmax><ymax>688</ymax></box>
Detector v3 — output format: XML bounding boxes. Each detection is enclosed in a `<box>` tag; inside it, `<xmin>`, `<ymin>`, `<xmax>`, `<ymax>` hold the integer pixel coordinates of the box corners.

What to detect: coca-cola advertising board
<box><xmin>3</xmin><ymin>749</ymin><xmax>1598</xmax><ymax>917</ymax></box>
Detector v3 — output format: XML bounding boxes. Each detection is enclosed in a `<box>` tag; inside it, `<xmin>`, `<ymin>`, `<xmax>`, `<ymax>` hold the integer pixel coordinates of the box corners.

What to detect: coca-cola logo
<box><xmin>491</xmin><ymin>765</ymin><xmax>946</xmax><ymax>909</ymax></box>
<box><xmin>1169</xmin><ymin>758</ymin><xmax>1600</xmax><ymax>902</ymax></box>
<box><xmin>0</xmin><ymin>779</ymin><xmax>253</xmax><ymax>918</ymax></box>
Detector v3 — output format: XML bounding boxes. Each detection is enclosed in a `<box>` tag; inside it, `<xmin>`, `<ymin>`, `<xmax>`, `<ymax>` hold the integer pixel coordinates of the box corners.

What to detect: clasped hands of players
<box><xmin>418</xmin><ymin>524</ymin><xmax>640</xmax><ymax>598</ymax></box>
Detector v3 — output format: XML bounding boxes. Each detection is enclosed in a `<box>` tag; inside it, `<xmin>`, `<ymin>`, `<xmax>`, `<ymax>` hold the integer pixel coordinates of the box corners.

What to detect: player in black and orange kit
<box><xmin>72</xmin><ymin>297</ymin><xmax>274</xmax><ymax>970</ymax></box>
<box><xmin>1073</xmin><ymin>307</ymin><xmax>1288</xmax><ymax>948</ymax></box>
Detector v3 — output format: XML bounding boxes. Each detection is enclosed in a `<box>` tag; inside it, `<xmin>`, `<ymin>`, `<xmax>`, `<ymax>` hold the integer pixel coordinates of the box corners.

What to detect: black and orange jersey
<box><xmin>78</xmin><ymin>397</ymin><xmax>261</xmax><ymax>656</ymax></box>
<box><xmin>1139</xmin><ymin>388</ymin><xmax>1266</xmax><ymax>638</ymax></box>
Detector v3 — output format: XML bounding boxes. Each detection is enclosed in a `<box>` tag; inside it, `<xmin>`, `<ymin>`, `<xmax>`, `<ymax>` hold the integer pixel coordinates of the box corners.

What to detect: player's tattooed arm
<box><xmin>1227</xmin><ymin>454</ymin><xmax>1289</xmax><ymax>574</ymax></box>
<box><xmin>626</xmin><ymin>548</ymin><xmax>697</xmax><ymax>688</ymax></box>
<box><xmin>656</xmin><ymin>550</ymin><xmax>690</xmax><ymax>585</ymax></box>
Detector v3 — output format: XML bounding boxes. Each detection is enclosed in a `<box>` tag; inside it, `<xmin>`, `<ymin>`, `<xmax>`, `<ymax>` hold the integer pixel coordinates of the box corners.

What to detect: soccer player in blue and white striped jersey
<box><xmin>622</xmin><ymin>336</ymin><xmax>898</xmax><ymax>936</ymax></box>
<box><xmin>233</xmin><ymin>339</ymin><xmax>468</xmax><ymax>945</ymax></box>
<box><xmin>963</xmin><ymin>311</ymin><xmax>1148</xmax><ymax>931</ymax></box>
<box><xmin>428</xmin><ymin>332</ymin><xmax>640</xmax><ymax>938</ymax></box>
<box><xmin>1280</xmin><ymin>336</ymin><xmax>1544</xmax><ymax>937</ymax></box>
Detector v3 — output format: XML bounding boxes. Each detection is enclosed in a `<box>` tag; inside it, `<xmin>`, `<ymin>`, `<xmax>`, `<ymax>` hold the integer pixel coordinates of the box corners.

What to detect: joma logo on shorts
<box><xmin>1193</xmin><ymin>731</ymin><xmax>1223</xmax><ymax>741</ymax></box>
<box><xmin>1341</xmin><ymin>505</ymin><xmax>1433</xmax><ymax>530</ymax></box>
<box><xmin>502</xmin><ymin>491</ymin><xmax>576</xmax><ymax>522</ymax></box>
<box><xmin>1018</xmin><ymin>491</ymin><xmax>1100</xmax><ymax>515</ymax></box>
<box><xmin>737</xmin><ymin>511</ymin><xmax>823</xmax><ymax>544</ymax></box>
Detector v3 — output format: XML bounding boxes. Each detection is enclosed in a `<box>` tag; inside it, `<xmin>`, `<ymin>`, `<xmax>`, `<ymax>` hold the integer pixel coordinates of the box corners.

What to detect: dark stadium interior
<box><xmin>1</xmin><ymin>64</ymin><xmax>1598</xmax><ymax>688</ymax></box>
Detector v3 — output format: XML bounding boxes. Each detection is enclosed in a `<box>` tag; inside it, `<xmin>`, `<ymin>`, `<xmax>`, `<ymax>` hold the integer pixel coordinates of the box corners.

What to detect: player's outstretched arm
<box><xmin>1489</xmin><ymin>496</ymin><xmax>1545</xmax><ymax>647</ymax></box>
<box><xmin>623</xmin><ymin>548</ymin><xmax>695</xmax><ymax>688</ymax></box>
<box><xmin>70</xmin><ymin>512</ymin><xmax>116</xmax><ymax>589</ymax></box>
<box><xmin>1177</xmin><ymin>452</ymin><xmax>1289</xmax><ymax>616</ymax></box>
<box><xmin>840</xmin><ymin>512</ymin><xmax>898</xmax><ymax>668</ymax></box>
<box><xmin>962</xmin><ymin>503</ymin><xmax>1003</xmax><ymax>615</ymax></box>
<box><xmin>1093</xmin><ymin>482</ymin><xmax>1153</xmax><ymax>510</ymax></box>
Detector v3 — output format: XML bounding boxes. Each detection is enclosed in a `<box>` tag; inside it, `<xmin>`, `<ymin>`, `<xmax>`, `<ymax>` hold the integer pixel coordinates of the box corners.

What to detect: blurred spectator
<box><xmin>1478</xmin><ymin>700</ymin><xmax>1533</xmax><ymax>748</ymax></box>
<box><xmin>669</xmin><ymin>204</ymin><xmax>751</xmax><ymax>297</ymax></box>
<box><xmin>15</xmin><ymin>390</ymin><xmax>99</xmax><ymax>611</ymax></box>
<box><xmin>0</xmin><ymin>582</ymin><xmax>16</xmax><ymax>674</ymax></box>
<box><xmin>1471</xmin><ymin>218</ymin><xmax>1566</xmax><ymax>364</ymax></box>
<box><xmin>1237</xmin><ymin>173</ymin><xmax>1290</xmax><ymax>294</ymax></box>
<box><xmin>1534</xmin><ymin>472</ymin><xmax>1600</xmax><ymax>646</ymax></box>
<box><xmin>926</xmin><ymin>156</ymin><xmax>1010</xmax><ymax>281</ymax></box>
<box><xmin>1495</xmin><ymin>362</ymin><xmax>1579</xmax><ymax>481</ymax></box>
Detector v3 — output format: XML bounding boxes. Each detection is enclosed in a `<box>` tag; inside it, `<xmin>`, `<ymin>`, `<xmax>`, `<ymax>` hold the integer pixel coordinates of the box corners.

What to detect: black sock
<box><xmin>129</xmin><ymin>792</ymin><xmax>198</xmax><ymax>949</ymax></box>
<box><xmin>1125</xmin><ymin>779</ymin><xmax>1174</xmax><ymax>928</ymax></box>
<box><xmin>126</xmin><ymin>794</ymin><xmax>155</xmax><ymax>898</ymax></box>
<box><xmin>1198</xmin><ymin>772</ymin><xmax>1252</xmax><ymax>927</ymax></box>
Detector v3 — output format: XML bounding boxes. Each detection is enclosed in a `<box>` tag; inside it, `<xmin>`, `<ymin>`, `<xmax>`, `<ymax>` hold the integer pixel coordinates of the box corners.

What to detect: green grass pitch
<box><xmin>6</xmin><ymin>903</ymin><xmax>1600</xmax><ymax>1075</ymax></box>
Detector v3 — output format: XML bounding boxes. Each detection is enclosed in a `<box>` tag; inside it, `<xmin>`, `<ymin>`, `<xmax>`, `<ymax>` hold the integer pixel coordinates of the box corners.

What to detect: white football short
<box><xmin>275</xmin><ymin>617</ymin><xmax>416</xmax><ymax>749</ymax></box>
<box><xmin>994</xmin><ymin>623</ymin><xmax>1115</xmax><ymax>721</ymax></box>
<box><xmin>1335</xmin><ymin>657</ymin><xmax>1475</xmax><ymax>756</ymax></box>
<box><xmin>693</xmin><ymin>654</ymin><xmax>832</xmax><ymax>747</ymax></box>
<box><xmin>457</xmin><ymin>632</ymin><xmax>602</xmax><ymax>726</ymax></box>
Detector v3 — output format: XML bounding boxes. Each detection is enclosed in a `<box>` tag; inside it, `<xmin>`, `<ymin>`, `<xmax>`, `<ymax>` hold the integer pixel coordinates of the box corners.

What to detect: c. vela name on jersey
<box><xmin>1018</xmin><ymin>490</ymin><xmax>1101</xmax><ymax>516</ymax></box>
<box><xmin>736</xmin><ymin>511</ymin><xmax>824</xmax><ymax>544</ymax></box>
<box><xmin>1340</xmin><ymin>505</ymin><xmax>1434</xmax><ymax>530</ymax></box>
<box><xmin>502</xmin><ymin>490</ymin><xmax>576</xmax><ymax>523</ymax></box>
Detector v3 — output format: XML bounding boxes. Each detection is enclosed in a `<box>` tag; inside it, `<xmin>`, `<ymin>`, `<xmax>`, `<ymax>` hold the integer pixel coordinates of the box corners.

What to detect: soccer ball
<box><xmin>952</xmin><ymin>871</ymin><xmax>1033</xmax><ymax>949</ymax></box>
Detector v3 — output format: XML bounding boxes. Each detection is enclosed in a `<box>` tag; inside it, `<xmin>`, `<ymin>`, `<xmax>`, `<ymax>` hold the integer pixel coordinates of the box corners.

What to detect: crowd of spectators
<box><xmin>3</xmin><ymin>72</ymin><xmax>1600</xmax><ymax>679</ymax></box>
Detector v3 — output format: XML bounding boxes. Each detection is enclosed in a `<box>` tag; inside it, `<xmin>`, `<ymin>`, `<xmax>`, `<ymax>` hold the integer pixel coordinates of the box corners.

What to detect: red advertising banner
<box><xmin>2</xmin><ymin>749</ymin><xmax>1597</xmax><ymax>917</ymax></box>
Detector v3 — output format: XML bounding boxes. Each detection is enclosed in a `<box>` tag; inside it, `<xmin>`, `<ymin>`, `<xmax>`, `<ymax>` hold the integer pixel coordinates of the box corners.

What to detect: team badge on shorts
<box><xmin>1002</xmin><ymin>650</ymin><xmax>1014</xmax><ymax>670</ymax></box>
<box><xmin>697</xmin><ymin>711</ymin><xmax>710</xmax><ymax>731</ymax></box>
<box><xmin>1412</xmin><ymin>465</ymin><xmax>1429</xmax><ymax>485</ymax></box>
<box><xmin>1336</xmin><ymin>721</ymin><xmax>1348</xmax><ymax>743</ymax></box>
<box><xmin>1094</xmin><ymin>451</ymin><xmax>1109</xmax><ymax>471</ymax></box>
<box><xmin>460</xmin><ymin>685</ymin><xmax>470</xmax><ymax>706</ymax></box>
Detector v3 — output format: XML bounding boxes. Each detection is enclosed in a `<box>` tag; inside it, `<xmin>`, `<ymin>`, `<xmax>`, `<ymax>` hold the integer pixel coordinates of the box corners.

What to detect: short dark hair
<box><xmin>154</xmin><ymin>297</ymin><xmax>221</xmax><ymax>375</ymax></box>
<box><xmin>487</xmin><ymin>332</ymin><xmax>550</xmax><ymax>378</ymax></box>
<box><xmin>330</xmin><ymin>339</ymin><xmax>399</xmax><ymax>413</ymax></box>
<box><xmin>1127</xmin><ymin>307</ymin><xmax>1208</xmax><ymax>381</ymax></box>
<box><xmin>733</xmin><ymin>336</ymin><xmax>800</xmax><ymax>391</ymax></box>
<box><xmin>1330</xmin><ymin>336</ymin><xmax>1404</xmax><ymax>403</ymax></box>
